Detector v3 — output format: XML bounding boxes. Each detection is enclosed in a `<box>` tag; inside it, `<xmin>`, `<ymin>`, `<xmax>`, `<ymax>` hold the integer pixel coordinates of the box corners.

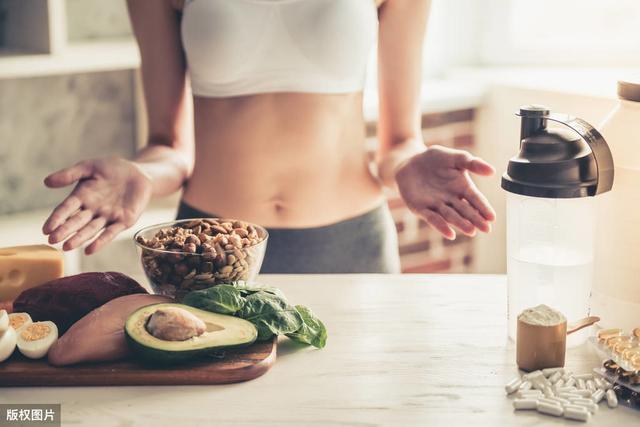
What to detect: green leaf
<box><xmin>286</xmin><ymin>305</ymin><xmax>328</xmax><ymax>349</ymax></box>
<box><xmin>182</xmin><ymin>285</ymin><xmax>245</xmax><ymax>315</ymax></box>
<box><xmin>239</xmin><ymin>291</ymin><xmax>303</xmax><ymax>341</ymax></box>
<box><xmin>233</xmin><ymin>283</ymin><xmax>286</xmax><ymax>299</ymax></box>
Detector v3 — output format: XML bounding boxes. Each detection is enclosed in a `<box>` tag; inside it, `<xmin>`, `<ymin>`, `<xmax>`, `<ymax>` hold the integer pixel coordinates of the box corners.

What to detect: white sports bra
<box><xmin>181</xmin><ymin>0</ymin><xmax>378</xmax><ymax>97</ymax></box>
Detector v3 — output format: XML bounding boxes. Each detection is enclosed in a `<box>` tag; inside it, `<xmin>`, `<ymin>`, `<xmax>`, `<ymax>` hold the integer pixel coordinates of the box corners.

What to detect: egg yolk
<box><xmin>20</xmin><ymin>323</ymin><xmax>50</xmax><ymax>341</ymax></box>
<box><xmin>10</xmin><ymin>314</ymin><xmax>27</xmax><ymax>329</ymax></box>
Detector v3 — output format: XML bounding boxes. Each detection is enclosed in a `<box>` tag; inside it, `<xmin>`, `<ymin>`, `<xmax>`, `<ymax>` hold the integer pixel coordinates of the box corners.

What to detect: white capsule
<box><xmin>537</xmin><ymin>401</ymin><xmax>564</xmax><ymax>417</ymax></box>
<box><xmin>555</xmin><ymin>386</ymin><xmax>577</xmax><ymax>393</ymax></box>
<box><xmin>542</xmin><ymin>367</ymin><xmax>564</xmax><ymax>377</ymax></box>
<box><xmin>558</xmin><ymin>393</ymin><xmax>582</xmax><ymax>400</ymax></box>
<box><xmin>554</xmin><ymin>379</ymin><xmax>565</xmax><ymax>388</ymax></box>
<box><xmin>542</xmin><ymin>386</ymin><xmax>555</xmax><ymax>398</ymax></box>
<box><xmin>594</xmin><ymin>377</ymin><xmax>607</xmax><ymax>390</ymax></box>
<box><xmin>574</xmin><ymin>373</ymin><xmax>593</xmax><ymax>380</ymax></box>
<box><xmin>564</xmin><ymin>406</ymin><xmax>591</xmax><ymax>422</ymax></box>
<box><xmin>599</xmin><ymin>379</ymin><xmax>613</xmax><ymax>390</ymax></box>
<box><xmin>564</xmin><ymin>377</ymin><xmax>576</xmax><ymax>388</ymax></box>
<box><xmin>516</xmin><ymin>390</ymin><xmax>543</xmax><ymax>399</ymax></box>
<box><xmin>518</xmin><ymin>380</ymin><xmax>532</xmax><ymax>392</ymax></box>
<box><xmin>606</xmin><ymin>389</ymin><xmax>618</xmax><ymax>408</ymax></box>
<box><xmin>538</xmin><ymin>398</ymin><xmax>562</xmax><ymax>407</ymax></box>
<box><xmin>576</xmin><ymin>378</ymin><xmax>586</xmax><ymax>390</ymax></box>
<box><xmin>505</xmin><ymin>376</ymin><xmax>523</xmax><ymax>394</ymax></box>
<box><xmin>523</xmin><ymin>370</ymin><xmax>544</xmax><ymax>380</ymax></box>
<box><xmin>561</xmin><ymin>371</ymin><xmax>573</xmax><ymax>381</ymax></box>
<box><xmin>592</xmin><ymin>388</ymin><xmax>605</xmax><ymax>404</ymax></box>
<box><xmin>549</xmin><ymin>371</ymin><xmax>563</xmax><ymax>383</ymax></box>
<box><xmin>586</xmin><ymin>380</ymin><xmax>596</xmax><ymax>392</ymax></box>
<box><xmin>573</xmin><ymin>389</ymin><xmax>593</xmax><ymax>397</ymax></box>
<box><xmin>569</xmin><ymin>399</ymin><xmax>599</xmax><ymax>413</ymax></box>
<box><xmin>530</xmin><ymin>377</ymin><xmax>550</xmax><ymax>390</ymax></box>
<box><xmin>548</xmin><ymin>396</ymin><xmax>570</xmax><ymax>406</ymax></box>
<box><xmin>513</xmin><ymin>398</ymin><xmax>538</xmax><ymax>410</ymax></box>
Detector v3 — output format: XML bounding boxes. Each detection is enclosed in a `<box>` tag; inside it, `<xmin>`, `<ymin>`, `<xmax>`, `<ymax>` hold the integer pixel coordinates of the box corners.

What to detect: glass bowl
<box><xmin>134</xmin><ymin>218</ymin><xmax>268</xmax><ymax>300</ymax></box>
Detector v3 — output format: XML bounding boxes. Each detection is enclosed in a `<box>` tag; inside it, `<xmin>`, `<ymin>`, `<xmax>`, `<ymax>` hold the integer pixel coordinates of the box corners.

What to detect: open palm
<box><xmin>395</xmin><ymin>145</ymin><xmax>496</xmax><ymax>239</ymax></box>
<box><xmin>42</xmin><ymin>157</ymin><xmax>152</xmax><ymax>254</ymax></box>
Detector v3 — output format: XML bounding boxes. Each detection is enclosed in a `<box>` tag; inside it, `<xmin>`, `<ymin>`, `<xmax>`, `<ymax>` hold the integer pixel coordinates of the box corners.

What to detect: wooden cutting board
<box><xmin>0</xmin><ymin>338</ymin><xmax>276</xmax><ymax>387</ymax></box>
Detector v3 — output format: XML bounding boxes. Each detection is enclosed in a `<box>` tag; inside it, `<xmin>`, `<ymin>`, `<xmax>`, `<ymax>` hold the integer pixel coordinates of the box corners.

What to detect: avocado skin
<box><xmin>124</xmin><ymin>331</ymin><xmax>248</xmax><ymax>365</ymax></box>
<box><xmin>124</xmin><ymin>303</ymin><xmax>257</xmax><ymax>365</ymax></box>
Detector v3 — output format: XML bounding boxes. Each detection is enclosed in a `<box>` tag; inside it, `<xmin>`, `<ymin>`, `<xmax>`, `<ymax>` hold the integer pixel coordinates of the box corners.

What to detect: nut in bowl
<box><xmin>134</xmin><ymin>218</ymin><xmax>268</xmax><ymax>300</ymax></box>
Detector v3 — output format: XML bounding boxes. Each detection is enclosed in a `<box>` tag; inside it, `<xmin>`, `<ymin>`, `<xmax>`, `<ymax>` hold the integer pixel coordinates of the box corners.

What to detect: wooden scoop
<box><xmin>517</xmin><ymin>316</ymin><xmax>600</xmax><ymax>372</ymax></box>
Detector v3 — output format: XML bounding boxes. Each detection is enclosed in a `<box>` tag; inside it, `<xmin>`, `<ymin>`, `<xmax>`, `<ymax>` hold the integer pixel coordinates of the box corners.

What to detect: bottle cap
<box><xmin>501</xmin><ymin>105</ymin><xmax>613</xmax><ymax>199</ymax></box>
<box><xmin>618</xmin><ymin>79</ymin><xmax>640</xmax><ymax>102</ymax></box>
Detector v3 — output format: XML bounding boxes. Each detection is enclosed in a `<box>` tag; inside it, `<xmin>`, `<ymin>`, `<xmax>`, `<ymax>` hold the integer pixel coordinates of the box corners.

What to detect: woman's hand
<box><xmin>395</xmin><ymin>145</ymin><xmax>496</xmax><ymax>240</ymax></box>
<box><xmin>42</xmin><ymin>157</ymin><xmax>153</xmax><ymax>254</ymax></box>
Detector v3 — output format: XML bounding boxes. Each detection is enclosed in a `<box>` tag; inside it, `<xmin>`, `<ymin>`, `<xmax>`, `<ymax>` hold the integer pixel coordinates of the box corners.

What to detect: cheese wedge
<box><xmin>0</xmin><ymin>245</ymin><xmax>64</xmax><ymax>301</ymax></box>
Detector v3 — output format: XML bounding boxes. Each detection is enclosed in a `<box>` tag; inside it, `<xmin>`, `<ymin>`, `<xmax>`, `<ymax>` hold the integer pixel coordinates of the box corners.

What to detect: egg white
<box><xmin>17</xmin><ymin>321</ymin><xmax>58</xmax><ymax>359</ymax></box>
<box><xmin>0</xmin><ymin>327</ymin><xmax>17</xmax><ymax>362</ymax></box>
<box><xmin>8</xmin><ymin>312</ymin><xmax>32</xmax><ymax>333</ymax></box>
<box><xmin>0</xmin><ymin>310</ymin><xmax>8</xmax><ymax>333</ymax></box>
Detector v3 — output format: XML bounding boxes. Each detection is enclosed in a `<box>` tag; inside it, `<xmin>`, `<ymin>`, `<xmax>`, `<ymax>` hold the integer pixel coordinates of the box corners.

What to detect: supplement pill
<box><xmin>542</xmin><ymin>367</ymin><xmax>564</xmax><ymax>377</ymax></box>
<box><xmin>574</xmin><ymin>373</ymin><xmax>593</xmax><ymax>380</ymax></box>
<box><xmin>523</xmin><ymin>370</ymin><xmax>544</xmax><ymax>380</ymax></box>
<box><xmin>592</xmin><ymin>388</ymin><xmax>605</xmax><ymax>404</ymax></box>
<box><xmin>549</xmin><ymin>396</ymin><xmax>570</xmax><ymax>406</ymax></box>
<box><xmin>574</xmin><ymin>390</ymin><xmax>592</xmax><ymax>397</ymax></box>
<box><xmin>605</xmin><ymin>389</ymin><xmax>618</xmax><ymax>408</ymax></box>
<box><xmin>518</xmin><ymin>381</ymin><xmax>532</xmax><ymax>392</ymax></box>
<box><xmin>516</xmin><ymin>390</ymin><xmax>542</xmax><ymax>399</ymax></box>
<box><xmin>569</xmin><ymin>399</ymin><xmax>598</xmax><ymax>413</ymax></box>
<box><xmin>558</xmin><ymin>393</ymin><xmax>581</xmax><ymax>400</ymax></box>
<box><xmin>542</xmin><ymin>386</ymin><xmax>555</xmax><ymax>398</ymax></box>
<box><xmin>576</xmin><ymin>378</ymin><xmax>586</xmax><ymax>390</ymax></box>
<box><xmin>586</xmin><ymin>380</ymin><xmax>596</xmax><ymax>392</ymax></box>
<box><xmin>505</xmin><ymin>376</ymin><xmax>523</xmax><ymax>395</ymax></box>
<box><xmin>549</xmin><ymin>371</ymin><xmax>563</xmax><ymax>384</ymax></box>
<box><xmin>536</xmin><ymin>401</ymin><xmax>563</xmax><ymax>417</ymax></box>
<box><xmin>564</xmin><ymin>377</ymin><xmax>576</xmax><ymax>388</ymax></box>
<box><xmin>513</xmin><ymin>399</ymin><xmax>538</xmax><ymax>410</ymax></box>
<box><xmin>553</xmin><ymin>379</ymin><xmax>565</xmax><ymax>388</ymax></box>
<box><xmin>563</xmin><ymin>406</ymin><xmax>591</xmax><ymax>422</ymax></box>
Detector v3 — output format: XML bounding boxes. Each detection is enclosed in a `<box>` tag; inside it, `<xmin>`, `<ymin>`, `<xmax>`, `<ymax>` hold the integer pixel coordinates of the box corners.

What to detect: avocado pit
<box><xmin>146</xmin><ymin>306</ymin><xmax>206</xmax><ymax>341</ymax></box>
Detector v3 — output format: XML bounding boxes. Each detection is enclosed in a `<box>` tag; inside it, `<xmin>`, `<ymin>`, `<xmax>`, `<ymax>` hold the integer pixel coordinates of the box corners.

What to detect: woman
<box><xmin>42</xmin><ymin>0</ymin><xmax>495</xmax><ymax>273</ymax></box>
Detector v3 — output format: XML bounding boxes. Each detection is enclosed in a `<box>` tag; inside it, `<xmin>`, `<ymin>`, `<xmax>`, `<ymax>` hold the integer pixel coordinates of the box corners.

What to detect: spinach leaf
<box><xmin>286</xmin><ymin>305</ymin><xmax>328</xmax><ymax>349</ymax></box>
<box><xmin>233</xmin><ymin>283</ymin><xmax>286</xmax><ymax>299</ymax></box>
<box><xmin>239</xmin><ymin>291</ymin><xmax>303</xmax><ymax>340</ymax></box>
<box><xmin>182</xmin><ymin>285</ymin><xmax>245</xmax><ymax>315</ymax></box>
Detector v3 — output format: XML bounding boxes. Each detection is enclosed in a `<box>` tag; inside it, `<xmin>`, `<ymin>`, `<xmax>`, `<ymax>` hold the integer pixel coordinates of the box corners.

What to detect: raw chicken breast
<box><xmin>48</xmin><ymin>294</ymin><xmax>172</xmax><ymax>366</ymax></box>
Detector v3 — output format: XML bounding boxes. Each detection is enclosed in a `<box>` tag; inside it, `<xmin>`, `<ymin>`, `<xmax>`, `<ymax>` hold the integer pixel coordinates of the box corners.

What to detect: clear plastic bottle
<box><xmin>591</xmin><ymin>79</ymin><xmax>640</xmax><ymax>331</ymax></box>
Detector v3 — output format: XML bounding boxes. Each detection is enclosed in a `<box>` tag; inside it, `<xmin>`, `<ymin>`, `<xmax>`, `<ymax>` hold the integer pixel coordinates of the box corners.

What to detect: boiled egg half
<box><xmin>9</xmin><ymin>312</ymin><xmax>32</xmax><ymax>333</ymax></box>
<box><xmin>0</xmin><ymin>309</ymin><xmax>8</xmax><ymax>332</ymax></box>
<box><xmin>0</xmin><ymin>326</ymin><xmax>17</xmax><ymax>362</ymax></box>
<box><xmin>17</xmin><ymin>321</ymin><xmax>58</xmax><ymax>359</ymax></box>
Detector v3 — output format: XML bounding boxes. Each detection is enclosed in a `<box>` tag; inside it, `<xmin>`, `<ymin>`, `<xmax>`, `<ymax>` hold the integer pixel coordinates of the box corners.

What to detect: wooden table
<box><xmin>1</xmin><ymin>274</ymin><xmax>638</xmax><ymax>426</ymax></box>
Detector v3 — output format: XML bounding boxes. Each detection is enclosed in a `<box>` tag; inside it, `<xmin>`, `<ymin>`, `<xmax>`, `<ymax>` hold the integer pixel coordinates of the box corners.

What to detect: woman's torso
<box><xmin>179</xmin><ymin>0</ymin><xmax>384</xmax><ymax>228</ymax></box>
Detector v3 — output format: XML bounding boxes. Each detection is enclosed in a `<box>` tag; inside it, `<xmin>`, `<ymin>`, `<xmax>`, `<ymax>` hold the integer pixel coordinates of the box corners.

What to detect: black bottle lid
<box><xmin>501</xmin><ymin>105</ymin><xmax>614</xmax><ymax>199</ymax></box>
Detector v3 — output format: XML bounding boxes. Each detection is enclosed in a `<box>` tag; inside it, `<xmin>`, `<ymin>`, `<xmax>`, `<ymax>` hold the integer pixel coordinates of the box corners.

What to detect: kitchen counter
<box><xmin>2</xmin><ymin>274</ymin><xmax>638</xmax><ymax>426</ymax></box>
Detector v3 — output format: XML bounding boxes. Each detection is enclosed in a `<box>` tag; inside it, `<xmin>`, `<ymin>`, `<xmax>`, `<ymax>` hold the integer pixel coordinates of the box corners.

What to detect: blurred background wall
<box><xmin>0</xmin><ymin>0</ymin><xmax>638</xmax><ymax>276</ymax></box>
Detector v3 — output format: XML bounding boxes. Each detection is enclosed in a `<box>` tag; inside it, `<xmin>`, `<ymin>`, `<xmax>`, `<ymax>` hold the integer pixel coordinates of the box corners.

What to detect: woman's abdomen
<box><xmin>182</xmin><ymin>92</ymin><xmax>384</xmax><ymax>228</ymax></box>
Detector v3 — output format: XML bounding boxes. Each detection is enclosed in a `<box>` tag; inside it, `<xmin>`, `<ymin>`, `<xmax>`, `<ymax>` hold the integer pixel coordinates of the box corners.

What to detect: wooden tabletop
<box><xmin>1</xmin><ymin>274</ymin><xmax>638</xmax><ymax>426</ymax></box>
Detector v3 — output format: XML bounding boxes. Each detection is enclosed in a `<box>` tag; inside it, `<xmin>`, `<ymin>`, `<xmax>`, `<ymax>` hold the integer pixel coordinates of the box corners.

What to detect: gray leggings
<box><xmin>176</xmin><ymin>202</ymin><xmax>401</xmax><ymax>274</ymax></box>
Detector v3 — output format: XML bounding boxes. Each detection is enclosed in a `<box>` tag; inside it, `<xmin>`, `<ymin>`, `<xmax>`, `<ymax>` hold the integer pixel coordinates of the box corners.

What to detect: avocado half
<box><xmin>125</xmin><ymin>303</ymin><xmax>258</xmax><ymax>364</ymax></box>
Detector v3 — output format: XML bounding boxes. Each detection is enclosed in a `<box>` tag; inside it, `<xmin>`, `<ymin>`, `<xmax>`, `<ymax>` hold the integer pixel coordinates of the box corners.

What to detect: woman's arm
<box><xmin>376</xmin><ymin>0</ymin><xmax>496</xmax><ymax>239</ymax></box>
<box><xmin>42</xmin><ymin>0</ymin><xmax>193</xmax><ymax>254</ymax></box>
<box><xmin>128</xmin><ymin>0</ymin><xmax>194</xmax><ymax>196</ymax></box>
<box><xmin>375</xmin><ymin>0</ymin><xmax>431</xmax><ymax>186</ymax></box>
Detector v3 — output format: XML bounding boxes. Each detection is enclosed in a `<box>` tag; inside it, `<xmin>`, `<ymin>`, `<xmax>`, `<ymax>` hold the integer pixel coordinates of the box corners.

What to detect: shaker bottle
<box><xmin>502</xmin><ymin>105</ymin><xmax>614</xmax><ymax>346</ymax></box>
